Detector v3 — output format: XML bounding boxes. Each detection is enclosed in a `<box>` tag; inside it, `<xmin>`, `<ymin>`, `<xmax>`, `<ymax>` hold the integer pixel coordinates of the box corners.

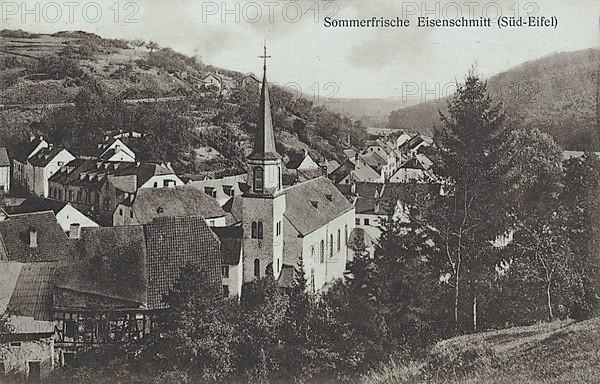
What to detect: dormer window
<box><xmin>253</xmin><ymin>167</ymin><xmax>264</xmax><ymax>192</ymax></box>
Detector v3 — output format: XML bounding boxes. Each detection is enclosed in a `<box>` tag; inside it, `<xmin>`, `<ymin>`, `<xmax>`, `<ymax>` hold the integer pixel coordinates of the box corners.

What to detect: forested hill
<box><xmin>388</xmin><ymin>48</ymin><xmax>600</xmax><ymax>151</ymax></box>
<box><xmin>0</xmin><ymin>29</ymin><xmax>367</xmax><ymax>175</ymax></box>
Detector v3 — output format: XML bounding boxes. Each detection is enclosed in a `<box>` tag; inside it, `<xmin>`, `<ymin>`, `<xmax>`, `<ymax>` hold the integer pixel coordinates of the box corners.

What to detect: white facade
<box><xmin>222</xmin><ymin>254</ymin><xmax>244</xmax><ymax>299</ymax></box>
<box><xmin>32</xmin><ymin>149</ymin><xmax>75</xmax><ymax>198</ymax></box>
<box><xmin>55</xmin><ymin>204</ymin><xmax>99</xmax><ymax>233</ymax></box>
<box><xmin>0</xmin><ymin>166</ymin><xmax>10</xmax><ymax>193</ymax></box>
<box><xmin>139</xmin><ymin>174</ymin><xmax>184</xmax><ymax>189</ymax></box>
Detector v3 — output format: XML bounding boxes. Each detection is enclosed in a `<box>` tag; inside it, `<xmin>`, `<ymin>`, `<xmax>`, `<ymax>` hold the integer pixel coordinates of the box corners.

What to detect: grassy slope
<box><xmin>362</xmin><ymin>317</ymin><xmax>600</xmax><ymax>384</ymax></box>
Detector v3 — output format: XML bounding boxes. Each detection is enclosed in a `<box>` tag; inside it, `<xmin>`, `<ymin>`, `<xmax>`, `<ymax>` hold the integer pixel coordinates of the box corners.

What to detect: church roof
<box><xmin>282</xmin><ymin>177</ymin><xmax>353</xmax><ymax>236</ymax></box>
<box><xmin>0</xmin><ymin>147</ymin><xmax>9</xmax><ymax>167</ymax></box>
<box><xmin>248</xmin><ymin>57</ymin><xmax>281</xmax><ymax>161</ymax></box>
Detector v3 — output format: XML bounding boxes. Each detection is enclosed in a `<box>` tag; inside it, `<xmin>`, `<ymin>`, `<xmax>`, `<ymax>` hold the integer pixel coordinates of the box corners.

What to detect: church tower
<box><xmin>242</xmin><ymin>44</ymin><xmax>286</xmax><ymax>282</ymax></box>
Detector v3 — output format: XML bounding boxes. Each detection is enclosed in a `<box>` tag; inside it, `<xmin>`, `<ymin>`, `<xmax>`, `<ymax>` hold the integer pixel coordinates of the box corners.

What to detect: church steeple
<box><xmin>249</xmin><ymin>43</ymin><xmax>280</xmax><ymax>161</ymax></box>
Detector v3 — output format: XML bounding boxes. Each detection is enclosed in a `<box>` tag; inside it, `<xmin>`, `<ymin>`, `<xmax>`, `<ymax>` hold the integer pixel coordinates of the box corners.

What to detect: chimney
<box><xmin>28</xmin><ymin>226</ymin><xmax>38</xmax><ymax>248</ymax></box>
<box><xmin>355</xmin><ymin>153</ymin><xmax>360</xmax><ymax>168</ymax></box>
<box><xmin>29</xmin><ymin>135</ymin><xmax>35</xmax><ymax>142</ymax></box>
<box><xmin>69</xmin><ymin>223</ymin><xmax>81</xmax><ymax>240</ymax></box>
<box><xmin>351</xmin><ymin>181</ymin><xmax>356</xmax><ymax>195</ymax></box>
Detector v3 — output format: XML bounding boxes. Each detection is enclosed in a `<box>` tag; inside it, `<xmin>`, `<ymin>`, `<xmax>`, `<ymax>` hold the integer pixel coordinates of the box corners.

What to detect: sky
<box><xmin>2</xmin><ymin>0</ymin><xmax>599</xmax><ymax>98</ymax></box>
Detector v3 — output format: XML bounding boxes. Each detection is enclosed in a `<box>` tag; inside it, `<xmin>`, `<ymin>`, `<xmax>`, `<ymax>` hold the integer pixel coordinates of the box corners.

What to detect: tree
<box><xmin>494</xmin><ymin>128</ymin><xmax>568</xmax><ymax>321</ymax></box>
<box><xmin>132</xmin><ymin>263</ymin><xmax>237</xmax><ymax>382</ymax></box>
<box><xmin>561</xmin><ymin>153</ymin><xmax>600</xmax><ymax>319</ymax></box>
<box><xmin>427</xmin><ymin>71</ymin><xmax>506</xmax><ymax>333</ymax></box>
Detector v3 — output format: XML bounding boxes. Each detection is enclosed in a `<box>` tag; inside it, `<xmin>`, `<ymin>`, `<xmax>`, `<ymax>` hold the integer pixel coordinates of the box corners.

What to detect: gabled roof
<box><xmin>0</xmin><ymin>211</ymin><xmax>69</xmax><ymax>262</ymax></box>
<box><xmin>0</xmin><ymin>147</ymin><xmax>10</xmax><ymax>167</ymax></box>
<box><xmin>7</xmin><ymin>262</ymin><xmax>57</xmax><ymax>321</ymax></box>
<box><xmin>282</xmin><ymin>177</ymin><xmax>353</xmax><ymax>236</ymax></box>
<box><xmin>28</xmin><ymin>146</ymin><xmax>70</xmax><ymax>167</ymax></box>
<box><xmin>13</xmin><ymin>138</ymin><xmax>45</xmax><ymax>163</ymax></box>
<box><xmin>222</xmin><ymin>195</ymin><xmax>244</xmax><ymax>224</ymax></box>
<box><xmin>125</xmin><ymin>186</ymin><xmax>226</xmax><ymax>224</ymax></box>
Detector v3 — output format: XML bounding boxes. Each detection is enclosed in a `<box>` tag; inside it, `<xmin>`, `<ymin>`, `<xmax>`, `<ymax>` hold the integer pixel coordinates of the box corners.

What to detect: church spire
<box><xmin>249</xmin><ymin>42</ymin><xmax>280</xmax><ymax>161</ymax></box>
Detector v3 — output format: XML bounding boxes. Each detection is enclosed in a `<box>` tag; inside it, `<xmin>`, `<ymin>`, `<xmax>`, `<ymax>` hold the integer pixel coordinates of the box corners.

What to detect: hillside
<box><xmin>0</xmin><ymin>29</ymin><xmax>367</xmax><ymax>175</ymax></box>
<box><xmin>388</xmin><ymin>48</ymin><xmax>600</xmax><ymax>151</ymax></box>
<box><xmin>362</xmin><ymin>317</ymin><xmax>600</xmax><ymax>384</ymax></box>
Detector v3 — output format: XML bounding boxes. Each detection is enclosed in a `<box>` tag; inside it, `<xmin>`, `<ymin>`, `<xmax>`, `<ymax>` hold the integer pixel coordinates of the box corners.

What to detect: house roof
<box><xmin>222</xmin><ymin>195</ymin><xmax>244</xmax><ymax>224</ymax></box>
<box><xmin>28</xmin><ymin>146</ymin><xmax>69</xmax><ymax>167</ymax></box>
<box><xmin>125</xmin><ymin>186</ymin><xmax>226</xmax><ymax>224</ymax></box>
<box><xmin>9</xmin><ymin>197</ymin><xmax>68</xmax><ymax>215</ymax></box>
<box><xmin>57</xmin><ymin>216</ymin><xmax>223</xmax><ymax>310</ymax></box>
<box><xmin>0</xmin><ymin>262</ymin><xmax>23</xmax><ymax>313</ymax></box>
<box><xmin>7</xmin><ymin>262</ymin><xmax>57</xmax><ymax>321</ymax></box>
<box><xmin>326</xmin><ymin>160</ymin><xmax>340</xmax><ymax>175</ymax></box>
<box><xmin>361</xmin><ymin>151</ymin><xmax>387</xmax><ymax>170</ymax></box>
<box><xmin>0</xmin><ymin>147</ymin><xmax>10</xmax><ymax>167</ymax></box>
<box><xmin>13</xmin><ymin>138</ymin><xmax>44</xmax><ymax>163</ymax></box>
<box><xmin>211</xmin><ymin>226</ymin><xmax>243</xmax><ymax>265</ymax></box>
<box><xmin>0</xmin><ymin>211</ymin><xmax>69</xmax><ymax>262</ymax></box>
<box><xmin>144</xmin><ymin>216</ymin><xmax>222</xmax><ymax>309</ymax></box>
<box><xmin>57</xmin><ymin>225</ymin><xmax>148</xmax><ymax>306</ymax></box>
<box><xmin>282</xmin><ymin>177</ymin><xmax>353</xmax><ymax>236</ymax></box>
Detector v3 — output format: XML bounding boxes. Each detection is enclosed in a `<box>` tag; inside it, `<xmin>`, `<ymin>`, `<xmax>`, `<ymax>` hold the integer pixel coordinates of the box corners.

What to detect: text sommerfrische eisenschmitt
<box><xmin>323</xmin><ymin>16</ymin><xmax>492</xmax><ymax>28</ymax></box>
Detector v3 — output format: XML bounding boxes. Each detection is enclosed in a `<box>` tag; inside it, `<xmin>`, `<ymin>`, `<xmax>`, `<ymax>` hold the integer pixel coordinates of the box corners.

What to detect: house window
<box><xmin>355</xmin><ymin>218</ymin><xmax>360</xmax><ymax>225</ymax></box>
<box><xmin>76</xmin><ymin>191</ymin><xmax>82</xmax><ymax>202</ymax></box>
<box><xmin>68</xmin><ymin>190</ymin><xmax>73</xmax><ymax>202</ymax></box>
<box><xmin>253</xmin><ymin>167</ymin><xmax>264</xmax><ymax>192</ymax></box>
<box><xmin>364</xmin><ymin>218</ymin><xmax>370</xmax><ymax>226</ymax></box>
<box><xmin>277</xmin><ymin>258</ymin><xmax>280</xmax><ymax>274</ymax></box>
<box><xmin>153</xmin><ymin>182</ymin><xmax>158</xmax><ymax>188</ymax></box>
<box><xmin>119</xmin><ymin>209</ymin><xmax>123</xmax><ymax>216</ymax></box>
<box><xmin>254</xmin><ymin>259</ymin><xmax>260</xmax><ymax>277</ymax></box>
<box><xmin>337</xmin><ymin>229</ymin><xmax>341</xmax><ymax>252</ymax></box>
<box><xmin>222</xmin><ymin>265</ymin><xmax>229</xmax><ymax>278</ymax></box>
<box><xmin>320</xmin><ymin>240</ymin><xmax>324</xmax><ymax>263</ymax></box>
<box><xmin>58</xmin><ymin>189</ymin><xmax>63</xmax><ymax>200</ymax></box>
<box><xmin>9</xmin><ymin>342</ymin><xmax>21</xmax><ymax>347</ymax></box>
<box><xmin>311</xmin><ymin>245</ymin><xmax>316</xmax><ymax>262</ymax></box>
<box><xmin>103</xmin><ymin>198</ymin><xmax>111</xmax><ymax>211</ymax></box>
<box><xmin>223</xmin><ymin>285</ymin><xmax>230</xmax><ymax>298</ymax></box>
<box><xmin>130</xmin><ymin>211</ymin><xmax>134</xmax><ymax>219</ymax></box>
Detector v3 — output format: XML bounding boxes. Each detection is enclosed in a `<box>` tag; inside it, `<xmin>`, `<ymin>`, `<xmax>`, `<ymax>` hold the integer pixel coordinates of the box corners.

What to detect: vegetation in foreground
<box><xmin>361</xmin><ymin>317</ymin><xmax>600</xmax><ymax>384</ymax></box>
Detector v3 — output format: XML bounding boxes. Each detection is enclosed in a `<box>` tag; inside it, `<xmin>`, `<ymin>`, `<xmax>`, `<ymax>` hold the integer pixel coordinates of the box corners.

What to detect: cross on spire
<box><xmin>258</xmin><ymin>41</ymin><xmax>271</xmax><ymax>72</ymax></box>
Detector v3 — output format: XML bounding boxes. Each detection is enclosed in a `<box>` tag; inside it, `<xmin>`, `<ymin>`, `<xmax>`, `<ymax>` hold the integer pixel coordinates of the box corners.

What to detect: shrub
<box><xmin>426</xmin><ymin>339</ymin><xmax>498</xmax><ymax>379</ymax></box>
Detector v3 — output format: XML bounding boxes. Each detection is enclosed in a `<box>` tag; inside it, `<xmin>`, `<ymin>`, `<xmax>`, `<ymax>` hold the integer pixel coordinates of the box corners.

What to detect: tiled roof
<box><xmin>0</xmin><ymin>147</ymin><xmax>10</xmax><ymax>167</ymax></box>
<box><xmin>0</xmin><ymin>211</ymin><xmax>69</xmax><ymax>262</ymax></box>
<box><xmin>144</xmin><ymin>216</ymin><xmax>222</xmax><ymax>309</ymax></box>
<box><xmin>57</xmin><ymin>225</ymin><xmax>148</xmax><ymax>306</ymax></box>
<box><xmin>0</xmin><ymin>262</ymin><xmax>23</xmax><ymax>313</ymax></box>
<box><xmin>7</xmin><ymin>262</ymin><xmax>57</xmax><ymax>321</ymax></box>
<box><xmin>126</xmin><ymin>186</ymin><xmax>226</xmax><ymax>224</ymax></box>
<box><xmin>282</xmin><ymin>177</ymin><xmax>353</xmax><ymax>236</ymax></box>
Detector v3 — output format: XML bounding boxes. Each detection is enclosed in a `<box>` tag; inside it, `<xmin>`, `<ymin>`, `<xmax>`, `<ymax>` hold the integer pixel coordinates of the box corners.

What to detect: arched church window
<box><xmin>251</xmin><ymin>222</ymin><xmax>257</xmax><ymax>238</ymax></box>
<box><xmin>320</xmin><ymin>240</ymin><xmax>324</xmax><ymax>263</ymax></box>
<box><xmin>257</xmin><ymin>222</ymin><xmax>264</xmax><ymax>239</ymax></box>
<box><xmin>330</xmin><ymin>234</ymin><xmax>334</xmax><ymax>257</ymax></box>
<box><xmin>345</xmin><ymin>224</ymin><xmax>348</xmax><ymax>242</ymax></box>
<box><xmin>254</xmin><ymin>167</ymin><xmax>264</xmax><ymax>192</ymax></box>
<box><xmin>254</xmin><ymin>259</ymin><xmax>260</xmax><ymax>277</ymax></box>
<box><xmin>337</xmin><ymin>229</ymin><xmax>341</xmax><ymax>252</ymax></box>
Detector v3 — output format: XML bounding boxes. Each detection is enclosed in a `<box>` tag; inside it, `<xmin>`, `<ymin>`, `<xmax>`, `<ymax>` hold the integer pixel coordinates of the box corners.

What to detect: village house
<box><xmin>48</xmin><ymin>160</ymin><xmax>184</xmax><ymax>225</ymax></box>
<box><xmin>329</xmin><ymin>154</ymin><xmax>384</xmax><ymax>185</ymax></box>
<box><xmin>389</xmin><ymin>155</ymin><xmax>437</xmax><ymax>184</ymax></box>
<box><xmin>96</xmin><ymin>137</ymin><xmax>136</xmax><ymax>163</ymax></box>
<box><xmin>12</xmin><ymin>137</ymin><xmax>75</xmax><ymax>198</ymax></box>
<box><xmin>284</xmin><ymin>149</ymin><xmax>326</xmax><ymax>184</ymax></box>
<box><xmin>52</xmin><ymin>217</ymin><xmax>223</xmax><ymax>351</ymax></box>
<box><xmin>211</xmin><ymin>226</ymin><xmax>244</xmax><ymax>298</ymax></box>
<box><xmin>113</xmin><ymin>186</ymin><xmax>228</xmax><ymax>227</ymax></box>
<box><xmin>0</xmin><ymin>148</ymin><xmax>10</xmax><ymax>194</ymax></box>
<box><xmin>187</xmin><ymin>174</ymin><xmax>250</xmax><ymax>206</ymax></box>
<box><xmin>8</xmin><ymin>197</ymin><xmax>99</xmax><ymax>235</ymax></box>
<box><xmin>240</xmin><ymin>73</ymin><xmax>260</xmax><ymax>89</ymax></box>
<box><xmin>0</xmin><ymin>262</ymin><xmax>58</xmax><ymax>380</ymax></box>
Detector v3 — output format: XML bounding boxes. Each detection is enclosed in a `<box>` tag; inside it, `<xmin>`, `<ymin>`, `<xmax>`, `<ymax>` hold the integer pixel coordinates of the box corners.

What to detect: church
<box><xmin>233</xmin><ymin>48</ymin><xmax>356</xmax><ymax>292</ymax></box>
